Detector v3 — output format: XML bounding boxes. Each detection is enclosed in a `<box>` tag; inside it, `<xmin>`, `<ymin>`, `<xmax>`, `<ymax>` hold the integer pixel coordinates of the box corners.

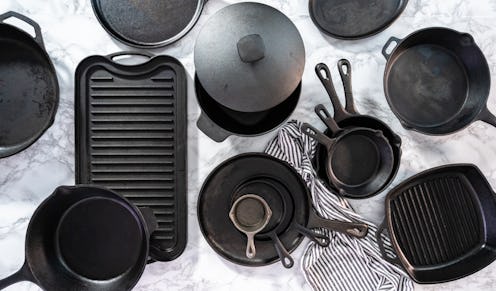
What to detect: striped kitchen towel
<box><xmin>265</xmin><ymin>121</ymin><xmax>413</xmax><ymax>291</ymax></box>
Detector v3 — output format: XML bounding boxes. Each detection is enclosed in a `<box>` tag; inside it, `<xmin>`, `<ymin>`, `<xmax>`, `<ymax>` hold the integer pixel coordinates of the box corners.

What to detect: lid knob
<box><xmin>237</xmin><ymin>34</ymin><xmax>266</xmax><ymax>63</ymax></box>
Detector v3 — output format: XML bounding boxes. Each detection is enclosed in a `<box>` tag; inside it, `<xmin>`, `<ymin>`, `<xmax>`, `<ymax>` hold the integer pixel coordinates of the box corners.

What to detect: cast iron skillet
<box><xmin>314</xmin><ymin>61</ymin><xmax>402</xmax><ymax>198</ymax></box>
<box><xmin>303</xmin><ymin>105</ymin><xmax>394</xmax><ymax>197</ymax></box>
<box><xmin>0</xmin><ymin>186</ymin><xmax>157</xmax><ymax>291</ymax></box>
<box><xmin>0</xmin><ymin>11</ymin><xmax>59</xmax><ymax>158</ymax></box>
<box><xmin>309</xmin><ymin>0</ymin><xmax>409</xmax><ymax>39</ymax></box>
<box><xmin>376</xmin><ymin>165</ymin><xmax>496</xmax><ymax>283</ymax></box>
<box><xmin>198</xmin><ymin>153</ymin><xmax>368</xmax><ymax>268</ymax></box>
<box><xmin>382</xmin><ymin>27</ymin><xmax>494</xmax><ymax>135</ymax></box>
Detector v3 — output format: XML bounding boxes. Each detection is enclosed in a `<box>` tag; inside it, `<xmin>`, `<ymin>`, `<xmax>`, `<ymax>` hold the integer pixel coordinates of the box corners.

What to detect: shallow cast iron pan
<box><xmin>309</xmin><ymin>0</ymin><xmax>409</xmax><ymax>39</ymax></box>
<box><xmin>0</xmin><ymin>11</ymin><xmax>59</xmax><ymax>158</ymax></box>
<box><xmin>377</xmin><ymin>165</ymin><xmax>496</xmax><ymax>283</ymax></box>
<box><xmin>75</xmin><ymin>52</ymin><xmax>187</xmax><ymax>262</ymax></box>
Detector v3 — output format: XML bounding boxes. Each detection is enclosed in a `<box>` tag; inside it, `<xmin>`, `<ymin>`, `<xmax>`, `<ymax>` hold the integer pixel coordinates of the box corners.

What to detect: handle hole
<box><xmin>283</xmin><ymin>257</ymin><xmax>293</xmax><ymax>268</ymax></box>
<box><xmin>4</xmin><ymin>17</ymin><xmax>35</xmax><ymax>38</ymax></box>
<box><xmin>319</xmin><ymin>68</ymin><xmax>330</xmax><ymax>80</ymax></box>
<box><xmin>341</xmin><ymin>65</ymin><xmax>349</xmax><ymax>75</ymax></box>
<box><xmin>111</xmin><ymin>55</ymin><xmax>150</xmax><ymax>66</ymax></box>
<box><xmin>384</xmin><ymin>40</ymin><xmax>398</xmax><ymax>55</ymax></box>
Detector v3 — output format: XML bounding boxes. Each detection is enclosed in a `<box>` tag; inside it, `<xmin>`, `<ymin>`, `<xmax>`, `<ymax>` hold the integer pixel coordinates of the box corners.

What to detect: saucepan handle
<box><xmin>0</xmin><ymin>11</ymin><xmax>44</xmax><ymax>49</ymax></box>
<box><xmin>478</xmin><ymin>106</ymin><xmax>496</xmax><ymax>129</ymax></box>
<box><xmin>308</xmin><ymin>211</ymin><xmax>368</xmax><ymax>238</ymax></box>
<box><xmin>197</xmin><ymin>112</ymin><xmax>231</xmax><ymax>142</ymax></box>
<box><xmin>376</xmin><ymin>220</ymin><xmax>402</xmax><ymax>266</ymax></box>
<box><xmin>314</xmin><ymin>104</ymin><xmax>341</xmax><ymax>136</ymax></box>
<box><xmin>301</xmin><ymin>123</ymin><xmax>334</xmax><ymax>148</ymax></box>
<box><xmin>0</xmin><ymin>261</ymin><xmax>36</xmax><ymax>290</ymax></box>
<box><xmin>269</xmin><ymin>232</ymin><xmax>295</xmax><ymax>269</ymax></box>
<box><xmin>382</xmin><ymin>37</ymin><xmax>401</xmax><ymax>60</ymax></box>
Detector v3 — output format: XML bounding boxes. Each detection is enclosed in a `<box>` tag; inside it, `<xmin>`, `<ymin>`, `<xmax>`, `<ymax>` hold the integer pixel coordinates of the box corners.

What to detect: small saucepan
<box><xmin>303</xmin><ymin>105</ymin><xmax>394</xmax><ymax>197</ymax></box>
<box><xmin>0</xmin><ymin>186</ymin><xmax>157</xmax><ymax>291</ymax></box>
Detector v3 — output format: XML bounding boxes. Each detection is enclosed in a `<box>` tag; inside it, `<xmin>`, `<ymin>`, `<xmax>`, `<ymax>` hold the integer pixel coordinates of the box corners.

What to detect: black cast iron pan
<box><xmin>309</xmin><ymin>0</ymin><xmax>409</xmax><ymax>39</ymax></box>
<box><xmin>0</xmin><ymin>11</ymin><xmax>59</xmax><ymax>158</ymax></box>
<box><xmin>0</xmin><ymin>186</ymin><xmax>157</xmax><ymax>291</ymax></box>
<box><xmin>303</xmin><ymin>105</ymin><xmax>394</xmax><ymax>197</ymax></box>
<box><xmin>376</xmin><ymin>164</ymin><xmax>496</xmax><ymax>283</ymax></box>
<box><xmin>314</xmin><ymin>61</ymin><xmax>402</xmax><ymax>198</ymax></box>
<box><xmin>198</xmin><ymin>153</ymin><xmax>368</xmax><ymax>268</ymax></box>
<box><xmin>382</xmin><ymin>28</ymin><xmax>494</xmax><ymax>135</ymax></box>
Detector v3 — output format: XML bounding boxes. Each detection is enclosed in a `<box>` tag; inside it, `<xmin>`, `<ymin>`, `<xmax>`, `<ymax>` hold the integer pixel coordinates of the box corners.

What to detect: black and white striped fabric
<box><xmin>265</xmin><ymin>121</ymin><xmax>413</xmax><ymax>291</ymax></box>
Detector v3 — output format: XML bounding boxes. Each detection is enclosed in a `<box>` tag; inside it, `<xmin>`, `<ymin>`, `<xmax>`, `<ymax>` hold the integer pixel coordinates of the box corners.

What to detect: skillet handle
<box><xmin>315</xmin><ymin>63</ymin><xmax>350</xmax><ymax>121</ymax></box>
<box><xmin>478</xmin><ymin>106</ymin><xmax>496</xmax><ymax>129</ymax></box>
<box><xmin>269</xmin><ymin>232</ymin><xmax>294</xmax><ymax>269</ymax></box>
<box><xmin>382</xmin><ymin>37</ymin><xmax>401</xmax><ymax>60</ymax></box>
<box><xmin>308</xmin><ymin>211</ymin><xmax>368</xmax><ymax>238</ymax></box>
<box><xmin>376</xmin><ymin>220</ymin><xmax>402</xmax><ymax>266</ymax></box>
<box><xmin>0</xmin><ymin>11</ymin><xmax>44</xmax><ymax>49</ymax></box>
<box><xmin>293</xmin><ymin>223</ymin><xmax>330</xmax><ymax>247</ymax></box>
<box><xmin>197</xmin><ymin>112</ymin><xmax>231</xmax><ymax>142</ymax></box>
<box><xmin>301</xmin><ymin>123</ymin><xmax>334</xmax><ymax>148</ymax></box>
<box><xmin>314</xmin><ymin>104</ymin><xmax>341</xmax><ymax>136</ymax></box>
<box><xmin>0</xmin><ymin>261</ymin><xmax>36</xmax><ymax>290</ymax></box>
<box><xmin>337</xmin><ymin>59</ymin><xmax>358</xmax><ymax>115</ymax></box>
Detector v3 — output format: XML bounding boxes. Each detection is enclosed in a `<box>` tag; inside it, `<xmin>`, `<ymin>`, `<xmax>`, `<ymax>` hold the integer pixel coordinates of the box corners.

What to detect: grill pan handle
<box><xmin>315</xmin><ymin>63</ymin><xmax>351</xmax><ymax>121</ymax></box>
<box><xmin>376</xmin><ymin>220</ymin><xmax>402</xmax><ymax>266</ymax></box>
<box><xmin>337</xmin><ymin>59</ymin><xmax>358</xmax><ymax>115</ymax></box>
<box><xmin>107</xmin><ymin>51</ymin><xmax>154</xmax><ymax>64</ymax></box>
<box><xmin>478</xmin><ymin>106</ymin><xmax>496</xmax><ymax>129</ymax></box>
<box><xmin>0</xmin><ymin>11</ymin><xmax>44</xmax><ymax>49</ymax></box>
<box><xmin>0</xmin><ymin>261</ymin><xmax>36</xmax><ymax>290</ymax></box>
<box><xmin>382</xmin><ymin>37</ymin><xmax>401</xmax><ymax>60</ymax></box>
<box><xmin>197</xmin><ymin>112</ymin><xmax>231</xmax><ymax>142</ymax></box>
<box><xmin>307</xmin><ymin>211</ymin><xmax>368</xmax><ymax>238</ymax></box>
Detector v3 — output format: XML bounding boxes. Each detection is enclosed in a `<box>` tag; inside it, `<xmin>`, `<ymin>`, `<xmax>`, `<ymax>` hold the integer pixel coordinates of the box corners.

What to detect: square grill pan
<box><xmin>377</xmin><ymin>164</ymin><xmax>496</xmax><ymax>283</ymax></box>
<box><xmin>75</xmin><ymin>52</ymin><xmax>187</xmax><ymax>261</ymax></box>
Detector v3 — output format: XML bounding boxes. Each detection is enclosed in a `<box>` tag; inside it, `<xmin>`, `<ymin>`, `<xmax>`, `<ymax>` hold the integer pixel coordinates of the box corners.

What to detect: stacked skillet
<box><xmin>2</xmin><ymin>0</ymin><xmax>496</xmax><ymax>290</ymax></box>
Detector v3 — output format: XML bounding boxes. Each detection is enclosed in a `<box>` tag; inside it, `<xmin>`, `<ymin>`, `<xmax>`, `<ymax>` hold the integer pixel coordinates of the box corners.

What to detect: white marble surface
<box><xmin>1</xmin><ymin>0</ymin><xmax>496</xmax><ymax>290</ymax></box>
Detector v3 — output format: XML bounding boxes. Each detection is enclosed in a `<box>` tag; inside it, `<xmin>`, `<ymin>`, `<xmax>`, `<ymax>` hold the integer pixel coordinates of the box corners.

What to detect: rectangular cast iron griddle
<box><xmin>75</xmin><ymin>52</ymin><xmax>187</xmax><ymax>261</ymax></box>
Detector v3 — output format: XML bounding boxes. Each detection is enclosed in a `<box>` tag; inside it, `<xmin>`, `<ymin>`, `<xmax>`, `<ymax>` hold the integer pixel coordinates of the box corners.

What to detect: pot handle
<box><xmin>337</xmin><ymin>59</ymin><xmax>358</xmax><ymax>115</ymax></box>
<box><xmin>293</xmin><ymin>223</ymin><xmax>330</xmax><ymax>247</ymax></box>
<box><xmin>382</xmin><ymin>37</ymin><xmax>401</xmax><ymax>60</ymax></box>
<box><xmin>315</xmin><ymin>63</ymin><xmax>350</xmax><ymax>121</ymax></box>
<box><xmin>314</xmin><ymin>104</ymin><xmax>341</xmax><ymax>136</ymax></box>
<box><xmin>138</xmin><ymin>207</ymin><xmax>158</xmax><ymax>237</ymax></box>
<box><xmin>0</xmin><ymin>261</ymin><xmax>36</xmax><ymax>290</ymax></box>
<box><xmin>478</xmin><ymin>106</ymin><xmax>496</xmax><ymax>129</ymax></box>
<box><xmin>308</xmin><ymin>211</ymin><xmax>368</xmax><ymax>238</ymax></box>
<box><xmin>376</xmin><ymin>220</ymin><xmax>402</xmax><ymax>266</ymax></box>
<box><xmin>301</xmin><ymin>123</ymin><xmax>334</xmax><ymax>148</ymax></box>
<box><xmin>269</xmin><ymin>232</ymin><xmax>294</xmax><ymax>269</ymax></box>
<box><xmin>197</xmin><ymin>112</ymin><xmax>231</xmax><ymax>142</ymax></box>
<box><xmin>0</xmin><ymin>11</ymin><xmax>44</xmax><ymax>49</ymax></box>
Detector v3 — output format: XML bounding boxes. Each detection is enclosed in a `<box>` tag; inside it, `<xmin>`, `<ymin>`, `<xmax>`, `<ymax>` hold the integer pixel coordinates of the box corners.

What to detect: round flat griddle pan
<box><xmin>383</xmin><ymin>27</ymin><xmax>494</xmax><ymax>135</ymax></box>
<box><xmin>309</xmin><ymin>0</ymin><xmax>409</xmax><ymax>39</ymax></box>
<box><xmin>91</xmin><ymin>0</ymin><xmax>205</xmax><ymax>48</ymax></box>
<box><xmin>0</xmin><ymin>11</ymin><xmax>59</xmax><ymax>158</ymax></box>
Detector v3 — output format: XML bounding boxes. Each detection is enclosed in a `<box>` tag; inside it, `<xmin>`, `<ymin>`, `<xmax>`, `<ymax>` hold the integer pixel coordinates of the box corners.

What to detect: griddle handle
<box><xmin>337</xmin><ymin>59</ymin><xmax>358</xmax><ymax>115</ymax></box>
<box><xmin>315</xmin><ymin>63</ymin><xmax>350</xmax><ymax>121</ymax></box>
<box><xmin>314</xmin><ymin>104</ymin><xmax>341</xmax><ymax>136</ymax></box>
<box><xmin>376</xmin><ymin>220</ymin><xmax>402</xmax><ymax>266</ymax></box>
<box><xmin>270</xmin><ymin>232</ymin><xmax>295</xmax><ymax>269</ymax></box>
<box><xmin>478</xmin><ymin>106</ymin><xmax>496</xmax><ymax>129</ymax></box>
<box><xmin>197</xmin><ymin>112</ymin><xmax>231</xmax><ymax>142</ymax></box>
<box><xmin>0</xmin><ymin>11</ymin><xmax>44</xmax><ymax>49</ymax></box>
<box><xmin>0</xmin><ymin>261</ymin><xmax>36</xmax><ymax>290</ymax></box>
<box><xmin>382</xmin><ymin>37</ymin><xmax>401</xmax><ymax>60</ymax></box>
<box><xmin>308</xmin><ymin>211</ymin><xmax>368</xmax><ymax>238</ymax></box>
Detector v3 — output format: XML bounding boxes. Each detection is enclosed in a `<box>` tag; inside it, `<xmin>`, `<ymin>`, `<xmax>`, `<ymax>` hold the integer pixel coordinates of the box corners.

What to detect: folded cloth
<box><xmin>265</xmin><ymin>121</ymin><xmax>413</xmax><ymax>291</ymax></box>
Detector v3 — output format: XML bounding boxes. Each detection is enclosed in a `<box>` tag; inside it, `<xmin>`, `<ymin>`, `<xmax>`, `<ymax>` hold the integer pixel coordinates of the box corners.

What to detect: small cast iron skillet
<box><xmin>0</xmin><ymin>186</ymin><xmax>157</xmax><ymax>291</ymax></box>
<box><xmin>314</xmin><ymin>61</ymin><xmax>402</xmax><ymax>198</ymax></box>
<box><xmin>303</xmin><ymin>105</ymin><xmax>394</xmax><ymax>197</ymax></box>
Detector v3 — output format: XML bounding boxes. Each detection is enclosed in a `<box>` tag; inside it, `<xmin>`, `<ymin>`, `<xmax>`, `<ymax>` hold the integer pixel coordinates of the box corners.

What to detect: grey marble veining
<box><xmin>0</xmin><ymin>0</ymin><xmax>496</xmax><ymax>290</ymax></box>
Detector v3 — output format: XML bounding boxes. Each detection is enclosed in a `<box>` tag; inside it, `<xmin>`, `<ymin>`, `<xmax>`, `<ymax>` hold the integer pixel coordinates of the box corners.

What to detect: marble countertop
<box><xmin>1</xmin><ymin>0</ymin><xmax>496</xmax><ymax>290</ymax></box>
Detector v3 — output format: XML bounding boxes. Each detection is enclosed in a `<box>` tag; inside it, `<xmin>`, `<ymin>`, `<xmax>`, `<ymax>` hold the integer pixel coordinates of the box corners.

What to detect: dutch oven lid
<box><xmin>194</xmin><ymin>2</ymin><xmax>306</xmax><ymax>112</ymax></box>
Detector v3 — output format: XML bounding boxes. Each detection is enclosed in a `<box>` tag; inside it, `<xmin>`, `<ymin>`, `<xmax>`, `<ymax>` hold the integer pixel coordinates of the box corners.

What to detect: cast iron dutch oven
<box><xmin>0</xmin><ymin>186</ymin><xmax>157</xmax><ymax>291</ymax></box>
<box><xmin>194</xmin><ymin>2</ymin><xmax>305</xmax><ymax>142</ymax></box>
